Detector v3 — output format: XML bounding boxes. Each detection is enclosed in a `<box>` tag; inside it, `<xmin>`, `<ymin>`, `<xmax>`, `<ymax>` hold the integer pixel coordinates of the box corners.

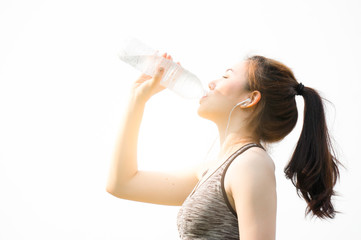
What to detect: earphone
<box><xmin>224</xmin><ymin>98</ymin><xmax>252</xmax><ymax>139</ymax></box>
<box><xmin>235</xmin><ymin>98</ymin><xmax>251</xmax><ymax>107</ymax></box>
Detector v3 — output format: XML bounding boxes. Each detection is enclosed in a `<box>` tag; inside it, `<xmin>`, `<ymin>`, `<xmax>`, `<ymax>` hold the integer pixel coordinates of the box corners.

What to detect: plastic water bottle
<box><xmin>118</xmin><ymin>37</ymin><xmax>207</xmax><ymax>99</ymax></box>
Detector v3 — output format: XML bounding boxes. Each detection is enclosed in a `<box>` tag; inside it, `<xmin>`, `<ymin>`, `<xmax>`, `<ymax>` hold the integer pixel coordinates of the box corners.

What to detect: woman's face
<box><xmin>198</xmin><ymin>60</ymin><xmax>250</xmax><ymax>121</ymax></box>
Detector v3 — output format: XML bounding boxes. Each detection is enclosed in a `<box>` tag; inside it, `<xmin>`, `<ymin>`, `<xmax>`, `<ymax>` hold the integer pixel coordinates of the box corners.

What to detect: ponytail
<box><xmin>244</xmin><ymin>55</ymin><xmax>344</xmax><ymax>219</ymax></box>
<box><xmin>284</xmin><ymin>86</ymin><xmax>344</xmax><ymax>219</ymax></box>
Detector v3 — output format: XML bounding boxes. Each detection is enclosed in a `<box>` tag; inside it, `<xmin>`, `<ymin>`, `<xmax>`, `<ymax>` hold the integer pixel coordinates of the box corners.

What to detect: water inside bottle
<box><xmin>119</xmin><ymin>53</ymin><xmax>207</xmax><ymax>99</ymax></box>
<box><xmin>119</xmin><ymin>54</ymin><xmax>180</xmax><ymax>85</ymax></box>
<box><xmin>118</xmin><ymin>55</ymin><xmax>151</xmax><ymax>74</ymax></box>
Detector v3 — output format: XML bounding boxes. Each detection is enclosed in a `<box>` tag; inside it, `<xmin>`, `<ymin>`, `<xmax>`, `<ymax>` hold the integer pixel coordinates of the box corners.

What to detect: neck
<box><xmin>216</xmin><ymin>118</ymin><xmax>259</xmax><ymax>162</ymax></box>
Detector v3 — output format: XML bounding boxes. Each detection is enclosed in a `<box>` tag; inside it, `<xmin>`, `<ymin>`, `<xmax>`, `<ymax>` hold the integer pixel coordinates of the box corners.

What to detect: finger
<box><xmin>155</xmin><ymin>55</ymin><xmax>163</xmax><ymax>69</ymax></box>
<box><xmin>135</xmin><ymin>72</ymin><xmax>151</xmax><ymax>82</ymax></box>
<box><xmin>151</xmin><ymin>66</ymin><xmax>165</xmax><ymax>86</ymax></box>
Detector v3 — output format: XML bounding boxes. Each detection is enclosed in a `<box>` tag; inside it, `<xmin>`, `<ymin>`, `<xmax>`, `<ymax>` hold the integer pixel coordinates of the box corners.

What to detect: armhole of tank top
<box><xmin>220</xmin><ymin>143</ymin><xmax>264</xmax><ymax>218</ymax></box>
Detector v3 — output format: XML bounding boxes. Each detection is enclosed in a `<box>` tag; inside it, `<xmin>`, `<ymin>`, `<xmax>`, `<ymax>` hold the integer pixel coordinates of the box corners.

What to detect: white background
<box><xmin>0</xmin><ymin>0</ymin><xmax>360</xmax><ymax>239</ymax></box>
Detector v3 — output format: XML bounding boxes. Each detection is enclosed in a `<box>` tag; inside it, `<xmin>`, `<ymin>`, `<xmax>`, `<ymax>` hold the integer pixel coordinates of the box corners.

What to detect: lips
<box><xmin>199</xmin><ymin>94</ymin><xmax>208</xmax><ymax>103</ymax></box>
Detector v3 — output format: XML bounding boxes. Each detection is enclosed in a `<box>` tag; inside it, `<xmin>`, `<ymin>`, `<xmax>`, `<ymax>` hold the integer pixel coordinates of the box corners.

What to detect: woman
<box><xmin>106</xmin><ymin>53</ymin><xmax>343</xmax><ymax>240</ymax></box>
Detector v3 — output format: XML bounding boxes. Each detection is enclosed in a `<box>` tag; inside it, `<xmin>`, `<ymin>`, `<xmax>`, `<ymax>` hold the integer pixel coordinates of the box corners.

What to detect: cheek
<box><xmin>197</xmin><ymin>93</ymin><xmax>233</xmax><ymax>120</ymax></box>
<box><xmin>198</xmin><ymin>79</ymin><xmax>246</xmax><ymax>119</ymax></box>
<box><xmin>216</xmin><ymin>81</ymin><xmax>243</xmax><ymax>98</ymax></box>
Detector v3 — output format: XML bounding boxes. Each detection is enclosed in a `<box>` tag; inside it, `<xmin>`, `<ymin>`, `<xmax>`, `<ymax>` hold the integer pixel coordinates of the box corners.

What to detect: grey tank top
<box><xmin>177</xmin><ymin>143</ymin><xmax>264</xmax><ymax>240</ymax></box>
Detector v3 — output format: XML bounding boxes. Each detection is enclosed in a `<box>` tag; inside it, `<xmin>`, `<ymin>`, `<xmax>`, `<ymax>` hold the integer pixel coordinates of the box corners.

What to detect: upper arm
<box><xmin>107</xmin><ymin>165</ymin><xmax>200</xmax><ymax>206</ymax></box>
<box><xmin>227</xmin><ymin>149</ymin><xmax>277</xmax><ymax>240</ymax></box>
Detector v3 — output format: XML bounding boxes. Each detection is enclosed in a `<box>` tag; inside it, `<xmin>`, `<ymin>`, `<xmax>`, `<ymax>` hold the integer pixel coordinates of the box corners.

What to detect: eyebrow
<box><xmin>226</xmin><ymin>68</ymin><xmax>233</xmax><ymax>72</ymax></box>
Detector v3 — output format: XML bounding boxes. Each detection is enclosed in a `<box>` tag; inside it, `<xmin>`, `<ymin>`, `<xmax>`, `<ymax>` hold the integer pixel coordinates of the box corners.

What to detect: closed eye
<box><xmin>222</xmin><ymin>76</ymin><xmax>228</xmax><ymax>79</ymax></box>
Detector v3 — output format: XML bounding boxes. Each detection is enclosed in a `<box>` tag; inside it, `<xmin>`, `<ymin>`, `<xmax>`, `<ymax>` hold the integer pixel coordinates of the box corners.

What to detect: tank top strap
<box><xmin>222</xmin><ymin>142</ymin><xmax>264</xmax><ymax>167</ymax></box>
<box><xmin>220</xmin><ymin>142</ymin><xmax>265</xmax><ymax>216</ymax></box>
<box><xmin>189</xmin><ymin>143</ymin><xmax>264</xmax><ymax>198</ymax></box>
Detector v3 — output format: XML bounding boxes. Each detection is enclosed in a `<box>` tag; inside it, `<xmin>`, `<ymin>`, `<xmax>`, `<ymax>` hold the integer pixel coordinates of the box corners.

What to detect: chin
<box><xmin>197</xmin><ymin>104</ymin><xmax>216</xmax><ymax>121</ymax></box>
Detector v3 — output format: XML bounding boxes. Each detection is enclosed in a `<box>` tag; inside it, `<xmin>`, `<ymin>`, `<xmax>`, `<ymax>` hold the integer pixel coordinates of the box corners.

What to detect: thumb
<box><xmin>151</xmin><ymin>66</ymin><xmax>164</xmax><ymax>86</ymax></box>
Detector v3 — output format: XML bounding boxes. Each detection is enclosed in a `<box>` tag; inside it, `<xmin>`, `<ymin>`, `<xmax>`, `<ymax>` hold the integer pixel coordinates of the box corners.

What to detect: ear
<box><xmin>240</xmin><ymin>90</ymin><xmax>261</xmax><ymax>108</ymax></box>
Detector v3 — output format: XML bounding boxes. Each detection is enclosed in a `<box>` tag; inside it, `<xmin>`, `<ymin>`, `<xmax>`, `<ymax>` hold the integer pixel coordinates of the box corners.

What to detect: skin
<box><xmin>106</xmin><ymin>53</ymin><xmax>277</xmax><ymax>239</ymax></box>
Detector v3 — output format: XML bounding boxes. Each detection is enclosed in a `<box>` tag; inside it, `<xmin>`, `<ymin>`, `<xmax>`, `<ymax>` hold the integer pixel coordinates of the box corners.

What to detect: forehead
<box><xmin>227</xmin><ymin>61</ymin><xmax>247</xmax><ymax>77</ymax></box>
<box><xmin>232</xmin><ymin>61</ymin><xmax>247</xmax><ymax>72</ymax></box>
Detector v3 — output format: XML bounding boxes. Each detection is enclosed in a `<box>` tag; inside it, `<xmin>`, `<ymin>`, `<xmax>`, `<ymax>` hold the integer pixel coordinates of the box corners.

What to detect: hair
<box><xmin>244</xmin><ymin>55</ymin><xmax>345</xmax><ymax>219</ymax></box>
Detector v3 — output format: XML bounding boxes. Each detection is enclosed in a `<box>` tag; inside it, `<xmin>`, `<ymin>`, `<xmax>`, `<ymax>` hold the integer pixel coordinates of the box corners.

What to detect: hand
<box><xmin>131</xmin><ymin>52</ymin><xmax>181</xmax><ymax>102</ymax></box>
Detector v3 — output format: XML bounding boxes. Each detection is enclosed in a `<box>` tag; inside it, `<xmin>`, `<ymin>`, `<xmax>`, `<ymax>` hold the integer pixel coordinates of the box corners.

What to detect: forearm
<box><xmin>106</xmin><ymin>95</ymin><xmax>146</xmax><ymax>192</ymax></box>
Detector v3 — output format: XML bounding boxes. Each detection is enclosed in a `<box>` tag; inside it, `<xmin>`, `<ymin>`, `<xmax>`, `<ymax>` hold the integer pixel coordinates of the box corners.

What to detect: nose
<box><xmin>208</xmin><ymin>81</ymin><xmax>216</xmax><ymax>90</ymax></box>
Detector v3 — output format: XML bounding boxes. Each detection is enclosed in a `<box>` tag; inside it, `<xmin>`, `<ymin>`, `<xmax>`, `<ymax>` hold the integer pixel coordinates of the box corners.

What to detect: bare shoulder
<box><xmin>225</xmin><ymin>146</ymin><xmax>277</xmax><ymax>239</ymax></box>
<box><xmin>229</xmin><ymin>146</ymin><xmax>275</xmax><ymax>175</ymax></box>
<box><xmin>225</xmin><ymin>146</ymin><xmax>276</xmax><ymax>190</ymax></box>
